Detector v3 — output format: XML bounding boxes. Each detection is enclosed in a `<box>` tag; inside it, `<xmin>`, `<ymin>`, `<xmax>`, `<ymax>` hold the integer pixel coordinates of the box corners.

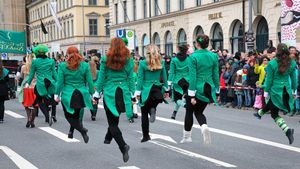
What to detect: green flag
<box><xmin>0</xmin><ymin>30</ymin><xmax>26</xmax><ymax>54</ymax></box>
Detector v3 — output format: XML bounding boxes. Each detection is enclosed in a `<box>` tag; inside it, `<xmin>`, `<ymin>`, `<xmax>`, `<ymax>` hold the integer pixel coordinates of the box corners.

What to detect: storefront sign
<box><xmin>0</xmin><ymin>30</ymin><xmax>26</xmax><ymax>54</ymax></box>
<box><xmin>208</xmin><ymin>12</ymin><xmax>222</xmax><ymax>20</ymax></box>
<box><xmin>161</xmin><ymin>21</ymin><xmax>175</xmax><ymax>28</ymax></box>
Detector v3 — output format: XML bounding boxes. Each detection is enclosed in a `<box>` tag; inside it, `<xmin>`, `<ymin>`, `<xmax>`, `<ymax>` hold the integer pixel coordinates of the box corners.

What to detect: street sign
<box><xmin>1</xmin><ymin>53</ymin><xmax>7</xmax><ymax>60</ymax></box>
<box><xmin>116</xmin><ymin>29</ymin><xmax>135</xmax><ymax>50</ymax></box>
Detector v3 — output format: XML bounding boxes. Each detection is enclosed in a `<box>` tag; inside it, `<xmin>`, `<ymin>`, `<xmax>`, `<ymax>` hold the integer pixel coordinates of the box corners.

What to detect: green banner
<box><xmin>0</xmin><ymin>30</ymin><xmax>26</xmax><ymax>54</ymax></box>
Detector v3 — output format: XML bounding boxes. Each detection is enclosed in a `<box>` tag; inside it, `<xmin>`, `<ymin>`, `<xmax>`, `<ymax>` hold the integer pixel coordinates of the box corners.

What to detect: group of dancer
<box><xmin>0</xmin><ymin>34</ymin><xmax>297</xmax><ymax>163</ymax></box>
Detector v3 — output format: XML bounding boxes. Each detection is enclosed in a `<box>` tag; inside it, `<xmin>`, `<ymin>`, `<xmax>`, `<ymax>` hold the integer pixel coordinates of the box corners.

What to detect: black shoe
<box><xmin>121</xmin><ymin>145</ymin><xmax>130</xmax><ymax>163</ymax></box>
<box><xmin>0</xmin><ymin>119</ymin><xmax>3</xmax><ymax>123</ymax></box>
<box><xmin>141</xmin><ymin>136</ymin><xmax>151</xmax><ymax>143</ymax></box>
<box><xmin>30</xmin><ymin>123</ymin><xmax>35</xmax><ymax>128</ymax></box>
<box><xmin>149</xmin><ymin>108</ymin><xmax>156</xmax><ymax>123</ymax></box>
<box><xmin>253</xmin><ymin>113</ymin><xmax>261</xmax><ymax>120</ymax></box>
<box><xmin>133</xmin><ymin>113</ymin><xmax>138</xmax><ymax>118</ymax></box>
<box><xmin>104</xmin><ymin>139</ymin><xmax>111</xmax><ymax>144</ymax></box>
<box><xmin>81</xmin><ymin>129</ymin><xmax>89</xmax><ymax>143</ymax></box>
<box><xmin>171</xmin><ymin>111</ymin><xmax>177</xmax><ymax>120</ymax></box>
<box><xmin>26</xmin><ymin>122</ymin><xmax>30</xmax><ymax>128</ymax></box>
<box><xmin>91</xmin><ymin>116</ymin><xmax>96</xmax><ymax>121</ymax></box>
<box><xmin>286</xmin><ymin>128</ymin><xmax>294</xmax><ymax>145</ymax></box>
<box><xmin>52</xmin><ymin>116</ymin><xmax>57</xmax><ymax>123</ymax></box>
<box><xmin>68</xmin><ymin>131</ymin><xmax>73</xmax><ymax>139</ymax></box>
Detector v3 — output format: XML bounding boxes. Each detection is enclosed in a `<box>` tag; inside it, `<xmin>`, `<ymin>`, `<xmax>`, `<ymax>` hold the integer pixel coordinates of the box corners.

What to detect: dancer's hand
<box><xmin>164</xmin><ymin>93</ymin><xmax>169</xmax><ymax>98</ymax></box>
<box><xmin>293</xmin><ymin>94</ymin><xmax>297</xmax><ymax>100</ymax></box>
<box><xmin>92</xmin><ymin>99</ymin><xmax>97</xmax><ymax>105</ymax></box>
<box><xmin>191</xmin><ymin>98</ymin><xmax>197</xmax><ymax>105</ymax></box>
<box><xmin>136</xmin><ymin>95</ymin><xmax>140</xmax><ymax>101</ymax></box>
<box><xmin>24</xmin><ymin>83</ymin><xmax>29</xmax><ymax>88</ymax></box>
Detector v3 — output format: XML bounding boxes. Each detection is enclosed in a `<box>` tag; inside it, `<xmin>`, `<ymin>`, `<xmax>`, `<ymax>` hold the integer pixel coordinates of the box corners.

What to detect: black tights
<box><xmin>141</xmin><ymin>99</ymin><xmax>161</xmax><ymax>137</ymax></box>
<box><xmin>62</xmin><ymin>104</ymin><xmax>86</xmax><ymax>134</ymax></box>
<box><xmin>103</xmin><ymin>100</ymin><xmax>126</xmax><ymax>151</ymax></box>
<box><xmin>0</xmin><ymin>100</ymin><xmax>4</xmax><ymax>120</ymax></box>
<box><xmin>184</xmin><ymin>97</ymin><xmax>208</xmax><ymax>131</ymax></box>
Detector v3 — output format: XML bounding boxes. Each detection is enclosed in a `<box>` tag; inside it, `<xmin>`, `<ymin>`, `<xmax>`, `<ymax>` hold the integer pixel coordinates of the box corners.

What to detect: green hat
<box><xmin>122</xmin><ymin>37</ymin><xmax>128</xmax><ymax>46</ymax></box>
<box><xmin>33</xmin><ymin>44</ymin><xmax>49</xmax><ymax>55</ymax></box>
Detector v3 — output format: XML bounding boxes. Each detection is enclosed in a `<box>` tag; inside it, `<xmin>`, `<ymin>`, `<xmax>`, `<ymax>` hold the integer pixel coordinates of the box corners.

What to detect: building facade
<box><xmin>109</xmin><ymin>0</ymin><xmax>281</xmax><ymax>57</ymax></box>
<box><xmin>0</xmin><ymin>0</ymin><xmax>27</xmax><ymax>32</ymax></box>
<box><xmin>27</xmin><ymin>0</ymin><xmax>110</xmax><ymax>56</ymax></box>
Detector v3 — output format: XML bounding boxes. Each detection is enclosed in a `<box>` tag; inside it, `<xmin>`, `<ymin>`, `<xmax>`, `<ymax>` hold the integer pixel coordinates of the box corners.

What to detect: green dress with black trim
<box><xmin>136</xmin><ymin>60</ymin><xmax>168</xmax><ymax>106</ymax></box>
<box><xmin>188</xmin><ymin>49</ymin><xmax>220</xmax><ymax>103</ymax></box>
<box><xmin>168</xmin><ymin>56</ymin><xmax>190</xmax><ymax>98</ymax></box>
<box><xmin>95</xmin><ymin>56</ymin><xmax>135</xmax><ymax>119</ymax></box>
<box><xmin>262</xmin><ymin>59</ymin><xmax>297</xmax><ymax>112</ymax></box>
<box><xmin>55</xmin><ymin>62</ymin><xmax>94</xmax><ymax>115</ymax></box>
<box><xmin>27</xmin><ymin>58</ymin><xmax>57</xmax><ymax>97</ymax></box>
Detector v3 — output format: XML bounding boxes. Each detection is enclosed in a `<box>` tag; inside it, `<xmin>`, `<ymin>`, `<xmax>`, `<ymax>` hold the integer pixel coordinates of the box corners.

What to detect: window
<box><xmin>105</xmin><ymin>19</ymin><xmax>110</xmax><ymax>36</ymax></box>
<box><xmin>115</xmin><ymin>3</ymin><xmax>118</xmax><ymax>24</ymax></box>
<box><xmin>66</xmin><ymin>0</ymin><xmax>69</xmax><ymax>8</ymax></box>
<box><xmin>143</xmin><ymin>0</ymin><xmax>147</xmax><ymax>18</ymax></box>
<box><xmin>46</xmin><ymin>4</ymin><xmax>48</xmax><ymax>16</ymax></box>
<box><xmin>153</xmin><ymin>33</ymin><xmax>160</xmax><ymax>48</ymax></box>
<box><xmin>214</xmin><ymin>0</ymin><xmax>221</xmax><ymax>2</ymax></box>
<box><xmin>165</xmin><ymin>31</ymin><xmax>173</xmax><ymax>57</ymax></box>
<box><xmin>89</xmin><ymin>19</ymin><xmax>98</xmax><ymax>35</ymax></box>
<box><xmin>211</xmin><ymin>23</ymin><xmax>224</xmax><ymax>50</ymax></box>
<box><xmin>194</xmin><ymin>26</ymin><xmax>204</xmax><ymax>40</ymax></box>
<box><xmin>70</xmin><ymin>0</ymin><xmax>73</xmax><ymax>6</ymax></box>
<box><xmin>63</xmin><ymin>0</ymin><xmax>65</xmax><ymax>9</ymax></box>
<box><xmin>67</xmin><ymin>21</ymin><xmax>70</xmax><ymax>37</ymax></box>
<box><xmin>179</xmin><ymin>0</ymin><xmax>184</xmax><ymax>11</ymax></box>
<box><xmin>133</xmin><ymin>0</ymin><xmax>137</xmax><ymax>21</ymax></box>
<box><xmin>123</xmin><ymin>1</ymin><xmax>127</xmax><ymax>23</ymax></box>
<box><xmin>105</xmin><ymin>0</ymin><xmax>109</xmax><ymax>6</ymax></box>
<box><xmin>230</xmin><ymin>20</ymin><xmax>244</xmax><ymax>54</ymax></box>
<box><xmin>154</xmin><ymin>0</ymin><xmax>159</xmax><ymax>16</ymax></box>
<box><xmin>166</xmin><ymin>0</ymin><xmax>170</xmax><ymax>14</ymax></box>
<box><xmin>89</xmin><ymin>0</ymin><xmax>97</xmax><ymax>5</ymax></box>
<box><xmin>178</xmin><ymin>29</ymin><xmax>187</xmax><ymax>45</ymax></box>
<box><xmin>71</xmin><ymin>20</ymin><xmax>74</xmax><ymax>36</ymax></box>
<box><xmin>196</xmin><ymin>0</ymin><xmax>201</xmax><ymax>6</ymax></box>
<box><xmin>256</xmin><ymin>17</ymin><xmax>269</xmax><ymax>52</ymax></box>
<box><xmin>142</xmin><ymin>34</ymin><xmax>149</xmax><ymax>56</ymax></box>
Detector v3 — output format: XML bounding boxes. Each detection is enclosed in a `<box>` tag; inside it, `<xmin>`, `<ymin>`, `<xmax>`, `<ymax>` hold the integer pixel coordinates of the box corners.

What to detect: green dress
<box><xmin>27</xmin><ymin>58</ymin><xmax>57</xmax><ymax>96</ymax></box>
<box><xmin>136</xmin><ymin>60</ymin><xmax>168</xmax><ymax>106</ymax></box>
<box><xmin>55</xmin><ymin>62</ymin><xmax>94</xmax><ymax>114</ymax></box>
<box><xmin>188</xmin><ymin>49</ymin><xmax>219</xmax><ymax>103</ymax></box>
<box><xmin>168</xmin><ymin>56</ymin><xmax>190</xmax><ymax>96</ymax></box>
<box><xmin>262</xmin><ymin>59</ymin><xmax>297</xmax><ymax>112</ymax></box>
<box><xmin>96</xmin><ymin>56</ymin><xmax>135</xmax><ymax>119</ymax></box>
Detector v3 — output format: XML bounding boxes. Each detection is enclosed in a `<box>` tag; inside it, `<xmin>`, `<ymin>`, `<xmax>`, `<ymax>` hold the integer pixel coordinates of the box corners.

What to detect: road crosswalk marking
<box><xmin>39</xmin><ymin>127</ymin><xmax>80</xmax><ymax>143</ymax></box>
<box><xmin>151</xmin><ymin>140</ymin><xmax>237</xmax><ymax>168</ymax></box>
<box><xmin>5</xmin><ymin>110</ymin><xmax>25</xmax><ymax>119</ymax></box>
<box><xmin>0</xmin><ymin>146</ymin><xmax>38</xmax><ymax>169</ymax></box>
<box><xmin>149</xmin><ymin>114</ymin><xmax>300</xmax><ymax>154</ymax></box>
<box><xmin>118</xmin><ymin>166</ymin><xmax>140</xmax><ymax>169</ymax></box>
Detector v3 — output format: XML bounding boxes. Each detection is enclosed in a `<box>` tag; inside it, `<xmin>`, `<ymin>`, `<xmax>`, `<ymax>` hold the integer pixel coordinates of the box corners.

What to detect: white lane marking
<box><xmin>136</xmin><ymin>131</ymin><xmax>177</xmax><ymax>144</ymax></box>
<box><xmin>150</xmin><ymin>140</ymin><xmax>237</xmax><ymax>168</ymax></box>
<box><xmin>39</xmin><ymin>127</ymin><xmax>80</xmax><ymax>143</ymax></box>
<box><xmin>5</xmin><ymin>110</ymin><xmax>25</xmax><ymax>119</ymax></box>
<box><xmin>118</xmin><ymin>166</ymin><xmax>140</xmax><ymax>169</ymax></box>
<box><xmin>137</xmin><ymin>113</ymin><xmax>300</xmax><ymax>154</ymax></box>
<box><xmin>0</xmin><ymin>146</ymin><xmax>39</xmax><ymax>169</ymax></box>
<box><xmin>98</xmin><ymin>105</ymin><xmax>104</xmax><ymax>109</ymax></box>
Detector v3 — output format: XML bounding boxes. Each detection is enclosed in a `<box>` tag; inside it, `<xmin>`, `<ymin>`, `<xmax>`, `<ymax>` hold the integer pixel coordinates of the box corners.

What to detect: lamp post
<box><xmin>245</xmin><ymin>0</ymin><xmax>255</xmax><ymax>52</ymax></box>
<box><xmin>81</xmin><ymin>0</ymin><xmax>86</xmax><ymax>55</ymax></box>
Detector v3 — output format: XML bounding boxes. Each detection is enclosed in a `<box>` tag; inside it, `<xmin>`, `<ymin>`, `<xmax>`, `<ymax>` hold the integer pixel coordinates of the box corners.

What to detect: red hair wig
<box><xmin>66</xmin><ymin>46</ymin><xmax>83</xmax><ymax>70</ymax></box>
<box><xmin>106</xmin><ymin>38</ymin><xmax>130</xmax><ymax>70</ymax></box>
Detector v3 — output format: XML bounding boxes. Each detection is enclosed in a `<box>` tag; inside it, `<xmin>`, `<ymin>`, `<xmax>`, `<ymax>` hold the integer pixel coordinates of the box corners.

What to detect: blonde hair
<box><xmin>89</xmin><ymin>56</ymin><xmax>99</xmax><ymax>80</ymax></box>
<box><xmin>24</xmin><ymin>54</ymin><xmax>35</xmax><ymax>75</ymax></box>
<box><xmin>146</xmin><ymin>44</ymin><xmax>162</xmax><ymax>71</ymax></box>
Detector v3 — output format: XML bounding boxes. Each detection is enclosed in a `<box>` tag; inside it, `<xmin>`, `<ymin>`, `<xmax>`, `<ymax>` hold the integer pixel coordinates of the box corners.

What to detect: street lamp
<box><xmin>245</xmin><ymin>0</ymin><xmax>255</xmax><ymax>52</ymax></box>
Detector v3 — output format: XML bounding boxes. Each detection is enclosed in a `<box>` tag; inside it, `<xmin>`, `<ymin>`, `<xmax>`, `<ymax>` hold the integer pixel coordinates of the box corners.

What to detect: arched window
<box><xmin>256</xmin><ymin>17</ymin><xmax>269</xmax><ymax>52</ymax></box>
<box><xmin>142</xmin><ymin>34</ymin><xmax>149</xmax><ymax>56</ymax></box>
<box><xmin>165</xmin><ymin>31</ymin><xmax>173</xmax><ymax>57</ymax></box>
<box><xmin>194</xmin><ymin>26</ymin><xmax>204</xmax><ymax>40</ymax></box>
<box><xmin>153</xmin><ymin>33</ymin><xmax>160</xmax><ymax>48</ymax></box>
<box><xmin>230</xmin><ymin>20</ymin><xmax>244</xmax><ymax>53</ymax></box>
<box><xmin>178</xmin><ymin>29</ymin><xmax>187</xmax><ymax>45</ymax></box>
<box><xmin>211</xmin><ymin>23</ymin><xmax>223</xmax><ymax>50</ymax></box>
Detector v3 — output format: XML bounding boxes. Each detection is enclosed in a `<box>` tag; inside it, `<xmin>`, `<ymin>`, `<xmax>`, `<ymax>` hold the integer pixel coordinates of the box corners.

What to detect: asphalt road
<box><xmin>1</xmin><ymin>98</ymin><xmax>300</xmax><ymax>169</ymax></box>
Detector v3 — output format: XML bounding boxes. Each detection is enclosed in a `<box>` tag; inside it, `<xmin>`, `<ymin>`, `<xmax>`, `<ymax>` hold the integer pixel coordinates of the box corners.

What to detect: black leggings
<box><xmin>173</xmin><ymin>78</ymin><xmax>189</xmax><ymax>102</ymax></box>
<box><xmin>184</xmin><ymin>97</ymin><xmax>208</xmax><ymax>131</ymax></box>
<box><xmin>103</xmin><ymin>87</ymin><xmax>127</xmax><ymax>150</ymax></box>
<box><xmin>0</xmin><ymin>100</ymin><xmax>4</xmax><ymax>120</ymax></box>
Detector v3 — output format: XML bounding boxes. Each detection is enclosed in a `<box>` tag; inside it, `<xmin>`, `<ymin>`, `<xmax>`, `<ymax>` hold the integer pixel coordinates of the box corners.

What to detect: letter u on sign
<box><xmin>116</xmin><ymin>29</ymin><xmax>126</xmax><ymax>38</ymax></box>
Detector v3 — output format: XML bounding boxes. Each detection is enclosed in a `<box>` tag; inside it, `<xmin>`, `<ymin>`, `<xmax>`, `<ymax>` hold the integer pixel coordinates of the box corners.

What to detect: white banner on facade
<box><xmin>49</xmin><ymin>1</ymin><xmax>62</xmax><ymax>30</ymax></box>
<box><xmin>126</xmin><ymin>30</ymin><xmax>135</xmax><ymax>51</ymax></box>
<box><xmin>51</xmin><ymin>43</ymin><xmax>60</xmax><ymax>52</ymax></box>
<box><xmin>281</xmin><ymin>0</ymin><xmax>300</xmax><ymax>47</ymax></box>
